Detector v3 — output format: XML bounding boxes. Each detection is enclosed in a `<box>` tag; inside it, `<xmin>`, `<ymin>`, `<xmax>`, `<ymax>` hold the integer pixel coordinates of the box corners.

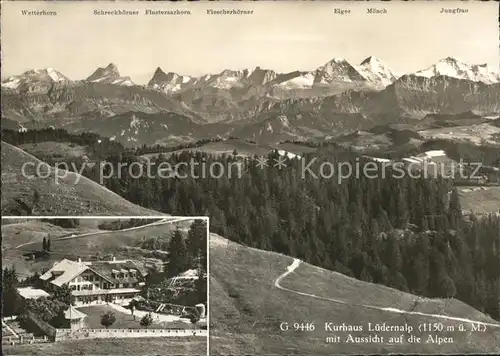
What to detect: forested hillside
<box><xmin>3</xmin><ymin>130</ymin><xmax>500</xmax><ymax>320</ymax></box>
<box><xmin>80</xmin><ymin>149</ymin><xmax>500</xmax><ymax>320</ymax></box>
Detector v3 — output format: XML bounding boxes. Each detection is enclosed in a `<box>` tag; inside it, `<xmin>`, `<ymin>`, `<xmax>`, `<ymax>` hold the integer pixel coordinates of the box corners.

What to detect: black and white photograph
<box><xmin>2</xmin><ymin>217</ymin><xmax>208</xmax><ymax>355</ymax></box>
<box><xmin>1</xmin><ymin>1</ymin><xmax>500</xmax><ymax>355</ymax></box>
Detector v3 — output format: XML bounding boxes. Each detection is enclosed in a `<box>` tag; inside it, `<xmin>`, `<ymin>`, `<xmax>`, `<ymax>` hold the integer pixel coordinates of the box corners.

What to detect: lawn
<box><xmin>76</xmin><ymin>304</ymin><xmax>187</xmax><ymax>330</ymax></box>
<box><xmin>458</xmin><ymin>186</ymin><xmax>500</xmax><ymax>214</ymax></box>
<box><xmin>18</xmin><ymin>141</ymin><xmax>88</xmax><ymax>162</ymax></box>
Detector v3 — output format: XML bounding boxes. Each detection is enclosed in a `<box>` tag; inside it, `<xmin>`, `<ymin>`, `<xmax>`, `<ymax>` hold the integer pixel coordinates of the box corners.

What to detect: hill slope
<box><xmin>1</xmin><ymin>141</ymin><xmax>161</xmax><ymax>216</ymax></box>
<box><xmin>209</xmin><ymin>234</ymin><xmax>500</xmax><ymax>354</ymax></box>
<box><xmin>1</xmin><ymin>218</ymin><xmax>190</xmax><ymax>277</ymax></box>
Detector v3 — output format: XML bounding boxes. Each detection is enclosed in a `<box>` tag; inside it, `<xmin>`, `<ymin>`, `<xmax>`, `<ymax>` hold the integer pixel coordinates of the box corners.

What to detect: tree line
<box><xmin>79</xmin><ymin>149</ymin><xmax>500</xmax><ymax>320</ymax></box>
<box><xmin>4</xmin><ymin>129</ymin><xmax>499</xmax><ymax>320</ymax></box>
<box><xmin>144</xmin><ymin>220</ymin><xmax>207</xmax><ymax>307</ymax></box>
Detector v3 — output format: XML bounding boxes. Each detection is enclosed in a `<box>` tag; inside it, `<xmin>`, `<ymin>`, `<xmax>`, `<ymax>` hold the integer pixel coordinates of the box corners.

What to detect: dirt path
<box><xmin>275</xmin><ymin>258</ymin><xmax>500</xmax><ymax>328</ymax></box>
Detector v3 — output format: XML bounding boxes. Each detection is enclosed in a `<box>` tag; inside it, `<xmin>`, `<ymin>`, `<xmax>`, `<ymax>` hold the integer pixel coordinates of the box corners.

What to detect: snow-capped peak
<box><xmin>219</xmin><ymin>69</ymin><xmax>240</xmax><ymax>77</ymax></box>
<box><xmin>86</xmin><ymin>63</ymin><xmax>134</xmax><ymax>86</ymax></box>
<box><xmin>44</xmin><ymin>68</ymin><xmax>67</xmax><ymax>82</ymax></box>
<box><xmin>356</xmin><ymin>56</ymin><xmax>398</xmax><ymax>86</ymax></box>
<box><xmin>1</xmin><ymin>68</ymin><xmax>70</xmax><ymax>90</ymax></box>
<box><xmin>202</xmin><ymin>69</ymin><xmax>248</xmax><ymax>89</ymax></box>
<box><xmin>274</xmin><ymin>71</ymin><xmax>315</xmax><ymax>89</ymax></box>
<box><xmin>360</xmin><ymin>56</ymin><xmax>383</xmax><ymax>66</ymax></box>
<box><xmin>152</xmin><ymin>67</ymin><xmax>168</xmax><ymax>79</ymax></box>
<box><xmin>148</xmin><ymin>67</ymin><xmax>170</xmax><ymax>85</ymax></box>
<box><xmin>329</xmin><ymin>57</ymin><xmax>347</xmax><ymax>63</ymax></box>
<box><xmin>147</xmin><ymin>68</ymin><xmax>192</xmax><ymax>93</ymax></box>
<box><xmin>247</xmin><ymin>66</ymin><xmax>278</xmax><ymax>85</ymax></box>
<box><xmin>442</xmin><ymin>56</ymin><xmax>461</xmax><ymax>63</ymax></box>
<box><xmin>414</xmin><ymin>57</ymin><xmax>500</xmax><ymax>84</ymax></box>
<box><xmin>86</xmin><ymin>63</ymin><xmax>120</xmax><ymax>81</ymax></box>
<box><xmin>105</xmin><ymin>63</ymin><xmax>118</xmax><ymax>72</ymax></box>
<box><xmin>314</xmin><ymin>57</ymin><xmax>366</xmax><ymax>85</ymax></box>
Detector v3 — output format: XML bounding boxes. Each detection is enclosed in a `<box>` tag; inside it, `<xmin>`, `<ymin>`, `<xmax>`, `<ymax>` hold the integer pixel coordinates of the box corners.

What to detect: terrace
<box><xmin>76</xmin><ymin>304</ymin><xmax>190</xmax><ymax>330</ymax></box>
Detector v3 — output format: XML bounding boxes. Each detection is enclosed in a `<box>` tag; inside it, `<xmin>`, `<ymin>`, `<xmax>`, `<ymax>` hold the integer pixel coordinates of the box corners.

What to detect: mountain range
<box><xmin>2</xmin><ymin>56</ymin><xmax>499</xmax><ymax>146</ymax></box>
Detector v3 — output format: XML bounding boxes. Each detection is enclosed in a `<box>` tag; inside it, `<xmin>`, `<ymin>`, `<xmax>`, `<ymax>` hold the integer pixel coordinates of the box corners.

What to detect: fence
<box><xmin>2</xmin><ymin>335</ymin><xmax>49</xmax><ymax>345</ymax></box>
<box><xmin>26</xmin><ymin>310</ymin><xmax>206</xmax><ymax>342</ymax></box>
<box><xmin>68</xmin><ymin>328</ymin><xmax>207</xmax><ymax>340</ymax></box>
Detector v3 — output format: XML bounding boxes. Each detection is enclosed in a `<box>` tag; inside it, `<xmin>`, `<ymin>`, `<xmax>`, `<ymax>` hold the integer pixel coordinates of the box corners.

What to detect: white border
<box><xmin>1</xmin><ymin>215</ymin><xmax>210</xmax><ymax>356</ymax></box>
<box><xmin>205</xmin><ymin>216</ymin><xmax>210</xmax><ymax>356</ymax></box>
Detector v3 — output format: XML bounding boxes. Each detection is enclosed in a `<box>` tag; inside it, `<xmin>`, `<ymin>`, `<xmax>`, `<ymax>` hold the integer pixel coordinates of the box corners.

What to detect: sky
<box><xmin>2</xmin><ymin>1</ymin><xmax>499</xmax><ymax>84</ymax></box>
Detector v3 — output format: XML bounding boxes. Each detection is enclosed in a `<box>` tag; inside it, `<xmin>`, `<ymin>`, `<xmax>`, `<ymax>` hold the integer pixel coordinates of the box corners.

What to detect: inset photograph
<box><xmin>2</xmin><ymin>217</ymin><xmax>208</xmax><ymax>356</ymax></box>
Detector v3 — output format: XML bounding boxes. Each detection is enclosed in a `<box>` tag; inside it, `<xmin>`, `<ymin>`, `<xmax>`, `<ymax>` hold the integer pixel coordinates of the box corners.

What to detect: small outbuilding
<box><xmin>17</xmin><ymin>287</ymin><xmax>50</xmax><ymax>300</ymax></box>
<box><xmin>64</xmin><ymin>306</ymin><xmax>87</xmax><ymax>331</ymax></box>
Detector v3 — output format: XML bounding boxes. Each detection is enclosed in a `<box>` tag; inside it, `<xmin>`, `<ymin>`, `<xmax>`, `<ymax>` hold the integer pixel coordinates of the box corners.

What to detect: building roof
<box><xmin>40</xmin><ymin>259</ymin><xmax>148</xmax><ymax>288</ymax></box>
<box><xmin>40</xmin><ymin>259</ymin><xmax>88</xmax><ymax>287</ymax></box>
<box><xmin>17</xmin><ymin>287</ymin><xmax>50</xmax><ymax>299</ymax></box>
<box><xmin>89</xmin><ymin>260</ymin><xmax>147</xmax><ymax>285</ymax></box>
<box><xmin>72</xmin><ymin>288</ymin><xmax>141</xmax><ymax>296</ymax></box>
<box><xmin>177</xmin><ymin>269</ymin><xmax>200</xmax><ymax>280</ymax></box>
<box><xmin>402</xmin><ymin>157</ymin><xmax>423</xmax><ymax>164</ymax></box>
<box><xmin>424</xmin><ymin>150</ymin><xmax>446</xmax><ymax>158</ymax></box>
<box><xmin>64</xmin><ymin>306</ymin><xmax>87</xmax><ymax>320</ymax></box>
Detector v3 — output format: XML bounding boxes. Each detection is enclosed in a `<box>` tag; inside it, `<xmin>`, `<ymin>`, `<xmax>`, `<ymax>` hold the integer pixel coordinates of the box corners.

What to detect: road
<box><xmin>14</xmin><ymin>217</ymin><xmax>195</xmax><ymax>250</ymax></box>
<box><xmin>275</xmin><ymin>258</ymin><xmax>500</xmax><ymax>328</ymax></box>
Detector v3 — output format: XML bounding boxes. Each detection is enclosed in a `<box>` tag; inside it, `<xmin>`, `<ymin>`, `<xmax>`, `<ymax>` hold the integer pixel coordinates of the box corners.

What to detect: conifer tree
<box><xmin>167</xmin><ymin>228</ymin><xmax>188</xmax><ymax>278</ymax></box>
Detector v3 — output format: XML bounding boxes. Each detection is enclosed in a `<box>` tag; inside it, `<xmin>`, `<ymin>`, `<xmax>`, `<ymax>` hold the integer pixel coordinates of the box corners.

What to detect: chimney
<box><xmin>77</xmin><ymin>258</ymin><xmax>82</xmax><ymax>263</ymax></box>
<box><xmin>112</xmin><ymin>256</ymin><xmax>116</xmax><ymax>262</ymax></box>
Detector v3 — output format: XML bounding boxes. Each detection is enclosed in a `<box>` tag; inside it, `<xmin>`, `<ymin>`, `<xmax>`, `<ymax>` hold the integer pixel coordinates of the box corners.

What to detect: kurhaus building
<box><xmin>40</xmin><ymin>258</ymin><xmax>147</xmax><ymax>305</ymax></box>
